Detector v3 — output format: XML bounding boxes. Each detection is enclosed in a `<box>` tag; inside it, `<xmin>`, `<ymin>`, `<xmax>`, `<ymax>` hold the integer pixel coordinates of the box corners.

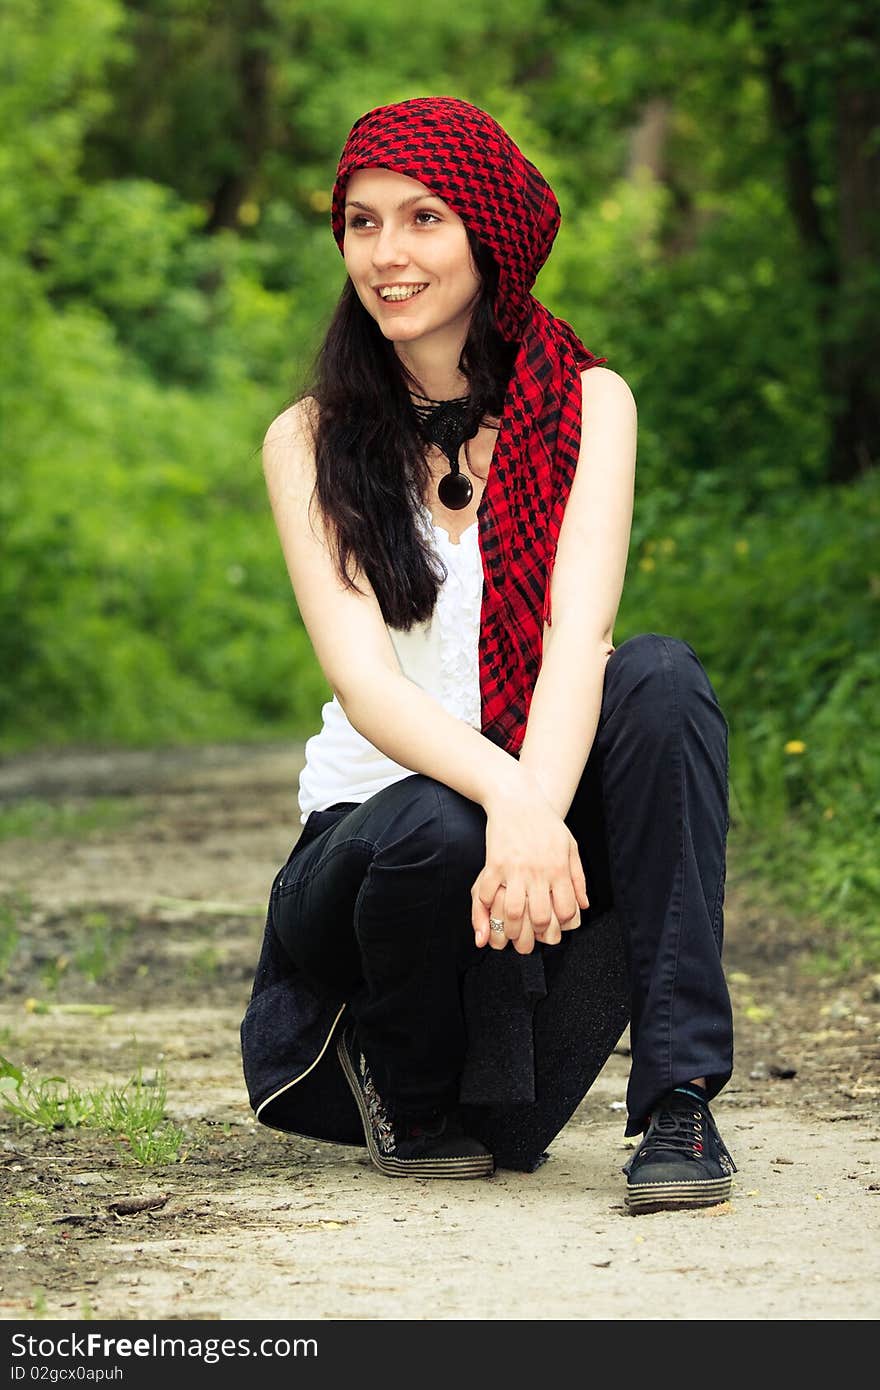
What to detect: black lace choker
<box><xmin>410</xmin><ymin>390</ymin><xmax>478</xmax><ymax>510</ymax></box>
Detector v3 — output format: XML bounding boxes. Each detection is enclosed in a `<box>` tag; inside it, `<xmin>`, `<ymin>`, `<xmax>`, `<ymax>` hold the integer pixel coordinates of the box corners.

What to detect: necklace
<box><xmin>409</xmin><ymin>390</ymin><xmax>477</xmax><ymax>510</ymax></box>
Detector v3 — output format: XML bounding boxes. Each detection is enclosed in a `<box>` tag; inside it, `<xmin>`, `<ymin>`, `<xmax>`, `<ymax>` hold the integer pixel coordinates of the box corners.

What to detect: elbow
<box><xmin>333</xmin><ymin>661</ymin><xmax>397</xmax><ymax>728</ymax></box>
<box><xmin>544</xmin><ymin>614</ymin><xmax>616</xmax><ymax>662</ymax></box>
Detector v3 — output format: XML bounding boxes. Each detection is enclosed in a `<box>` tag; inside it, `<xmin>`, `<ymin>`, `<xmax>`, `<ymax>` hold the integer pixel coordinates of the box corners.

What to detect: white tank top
<box><xmin>297</xmin><ymin>506</ymin><xmax>483</xmax><ymax>824</ymax></box>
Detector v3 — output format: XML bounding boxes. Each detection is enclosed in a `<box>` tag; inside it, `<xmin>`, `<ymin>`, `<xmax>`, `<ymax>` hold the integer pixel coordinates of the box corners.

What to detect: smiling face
<box><xmin>342</xmin><ymin>167</ymin><xmax>482</xmax><ymax>353</ymax></box>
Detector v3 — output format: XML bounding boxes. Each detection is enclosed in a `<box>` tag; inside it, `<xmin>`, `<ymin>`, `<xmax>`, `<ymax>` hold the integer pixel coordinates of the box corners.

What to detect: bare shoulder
<box><xmin>262</xmin><ymin>397</ymin><xmax>320</xmax><ymax>485</ymax></box>
<box><xmin>580</xmin><ymin>365</ymin><xmax>637</xmax><ymax>413</ymax></box>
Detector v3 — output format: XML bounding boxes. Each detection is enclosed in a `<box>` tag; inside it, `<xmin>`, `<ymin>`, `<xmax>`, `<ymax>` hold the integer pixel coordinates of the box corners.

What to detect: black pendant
<box><xmin>410</xmin><ymin>392</ymin><xmax>477</xmax><ymax>513</ymax></box>
<box><xmin>438</xmin><ymin>467</ymin><xmax>474</xmax><ymax>510</ymax></box>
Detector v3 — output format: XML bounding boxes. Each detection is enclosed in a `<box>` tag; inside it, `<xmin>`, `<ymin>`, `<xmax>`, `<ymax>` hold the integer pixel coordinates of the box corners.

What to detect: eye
<box><xmin>414</xmin><ymin>211</ymin><xmax>441</xmax><ymax>225</ymax></box>
<box><xmin>347</xmin><ymin>214</ymin><xmax>373</xmax><ymax>229</ymax></box>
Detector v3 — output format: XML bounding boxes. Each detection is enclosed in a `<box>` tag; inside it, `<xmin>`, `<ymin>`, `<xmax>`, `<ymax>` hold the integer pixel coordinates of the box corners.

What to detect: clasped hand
<box><xmin>471</xmin><ymin>775</ymin><xmax>589</xmax><ymax>955</ymax></box>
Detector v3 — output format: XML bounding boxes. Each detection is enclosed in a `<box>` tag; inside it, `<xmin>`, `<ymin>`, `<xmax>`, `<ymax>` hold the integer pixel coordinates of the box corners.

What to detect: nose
<box><xmin>371</xmin><ymin>221</ymin><xmax>409</xmax><ymax>270</ymax></box>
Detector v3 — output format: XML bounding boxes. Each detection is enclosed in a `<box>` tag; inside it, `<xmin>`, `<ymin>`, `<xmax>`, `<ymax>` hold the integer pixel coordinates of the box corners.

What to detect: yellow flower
<box><xmin>659</xmin><ymin>537</ymin><xmax>677</xmax><ymax>555</ymax></box>
<box><xmin>309</xmin><ymin>189</ymin><xmax>332</xmax><ymax>212</ymax></box>
<box><xmin>238</xmin><ymin>201</ymin><xmax>260</xmax><ymax>226</ymax></box>
<box><xmin>823</xmin><ymin>806</ymin><xmax>835</xmax><ymax>820</ymax></box>
<box><xmin>734</xmin><ymin>539</ymin><xmax>749</xmax><ymax>556</ymax></box>
<box><xmin>784</xmin><ymin>740</ymin><xmax>806</xmax><ymax>755</ymax></box>
<box><xmin>639</xmin><ymin>556</ymin><xmax>656</xmax><ymax>572</ymax></box>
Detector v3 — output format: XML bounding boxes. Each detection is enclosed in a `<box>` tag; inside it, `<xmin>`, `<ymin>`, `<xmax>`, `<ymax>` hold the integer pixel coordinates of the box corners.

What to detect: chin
<box><xmin>375</xmin><ymin>318</ymin><xmax>434</xmax><ymax>343</ymax></box>
<box><xmin>382</xmin><ymin>321</ymin><xmax>429</xmax><ymax>339</ymax></box>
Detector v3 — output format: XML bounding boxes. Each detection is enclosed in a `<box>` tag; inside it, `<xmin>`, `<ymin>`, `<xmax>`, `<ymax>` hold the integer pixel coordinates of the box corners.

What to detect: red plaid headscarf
<box><xmin>331</xmin><ymin>96</ymin><xmax>606</xmax><ymax>754</ymax></box>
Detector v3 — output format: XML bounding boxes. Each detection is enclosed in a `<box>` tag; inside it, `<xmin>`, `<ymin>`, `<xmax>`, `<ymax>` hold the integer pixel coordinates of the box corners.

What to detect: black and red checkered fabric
<box><xmin>331</xmin><ymin>96</ymin><xmax>606</xmax><ymax>755</ymax></box>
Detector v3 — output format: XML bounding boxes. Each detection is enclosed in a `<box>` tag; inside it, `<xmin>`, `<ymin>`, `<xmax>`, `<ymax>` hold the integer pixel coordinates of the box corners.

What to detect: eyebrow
<box><xmin>345</xmin><ymin>193</ymin><xmax>443</xmax><ymax>213</ymax></box>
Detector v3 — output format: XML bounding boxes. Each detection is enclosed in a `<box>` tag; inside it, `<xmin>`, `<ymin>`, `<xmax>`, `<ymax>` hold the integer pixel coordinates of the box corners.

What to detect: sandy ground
<box><xmin>0</xmin><ymin>743</ymin><xmax>878</xmax><ymax>1321</ymax></box>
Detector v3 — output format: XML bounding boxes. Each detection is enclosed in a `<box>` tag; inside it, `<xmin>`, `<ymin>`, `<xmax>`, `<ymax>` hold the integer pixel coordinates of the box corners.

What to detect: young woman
<box><xmin>241</xmin><ymin>97</ymin><xmax>736</xmax><ymax>1212</ymax></box>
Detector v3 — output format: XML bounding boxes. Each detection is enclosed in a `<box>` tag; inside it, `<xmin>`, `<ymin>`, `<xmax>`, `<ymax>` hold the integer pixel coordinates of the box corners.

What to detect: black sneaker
<box><xmin>336</xmin><ymin>1022</ymin><xmax>494</xmax><ymax>1179</ymax></box>
<box><xmin>623</xmin><ymin>1086</ymin><xmax>736</xmax><ymax>1214</ymax></box>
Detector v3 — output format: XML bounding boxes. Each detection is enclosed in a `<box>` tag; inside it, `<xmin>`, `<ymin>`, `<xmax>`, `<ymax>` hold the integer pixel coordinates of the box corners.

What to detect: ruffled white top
<box><xmin>297</xmin><ymin>506</ymin><xmax>483</xmax><ymax>824</ymax></box>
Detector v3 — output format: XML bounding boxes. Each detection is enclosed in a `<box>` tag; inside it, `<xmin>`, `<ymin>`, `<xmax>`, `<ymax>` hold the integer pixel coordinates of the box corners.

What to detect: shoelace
<box><xmin>641</xmin><ymin>1103</ymin><xmax>706</xmax><ymax>1158</ymax></box>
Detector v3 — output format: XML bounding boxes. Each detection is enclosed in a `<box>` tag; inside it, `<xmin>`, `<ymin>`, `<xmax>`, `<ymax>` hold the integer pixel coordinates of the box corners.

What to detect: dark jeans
<box><xmin>271</xmin><ymin>633</ymin><xmax>733</xmax><ymax>1133</ymax></box>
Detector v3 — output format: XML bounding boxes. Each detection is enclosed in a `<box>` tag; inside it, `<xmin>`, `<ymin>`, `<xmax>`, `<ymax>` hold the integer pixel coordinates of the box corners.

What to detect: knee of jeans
<box><xmin>608</xmin><ymin>634</ymin><xmax>724</xmax><ymax>726</ymax></box>
<box><xmin>375</xmin><ymin>777</ymin><xmax>487</xmax><ymax>881</ymax></box>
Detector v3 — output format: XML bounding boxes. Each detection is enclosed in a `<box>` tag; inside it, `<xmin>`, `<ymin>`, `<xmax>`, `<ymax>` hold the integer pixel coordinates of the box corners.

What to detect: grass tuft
<box><xmin>0</xmin><ymin>1056</ymin><xmax>190</xmax><ymax>1164</ymax></box>
<box><xmin>0</xmin><ymin>798</ymin><xmax>147</xmax><ymax>843</ymax></box>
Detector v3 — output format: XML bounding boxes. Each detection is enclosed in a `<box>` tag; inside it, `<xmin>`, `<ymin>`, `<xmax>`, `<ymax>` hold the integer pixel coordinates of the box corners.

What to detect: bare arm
<box><xmin>262</xmin><ymin>401</ymin><xmax>530</xmax><ymax>811</ymax></box>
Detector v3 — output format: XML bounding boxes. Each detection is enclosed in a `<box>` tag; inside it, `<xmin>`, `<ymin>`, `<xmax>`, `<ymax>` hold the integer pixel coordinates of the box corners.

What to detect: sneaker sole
<box><xmin>336</xmin><ymin>1032</ymin><xmax>494</xmax><ymax>1180</ymax></box>
<box><xmin>625</xmin><ymin>1176</ymin><xmax>732</xmax><ymax>1214</ymax></box>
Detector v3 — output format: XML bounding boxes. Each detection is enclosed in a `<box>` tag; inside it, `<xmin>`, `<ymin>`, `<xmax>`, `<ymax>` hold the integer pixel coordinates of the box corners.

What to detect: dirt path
<box><xmin>1</xmin><ymin>744</ymin><xmax>878</xmax><ymax>1321</ymax></box>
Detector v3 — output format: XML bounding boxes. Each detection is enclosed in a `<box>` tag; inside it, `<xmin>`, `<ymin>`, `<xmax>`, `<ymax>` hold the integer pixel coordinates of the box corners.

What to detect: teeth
<box><xmin>379</xmin><ymin>284</ymin><xmax>427</xmax><ymax>301</ymax></box>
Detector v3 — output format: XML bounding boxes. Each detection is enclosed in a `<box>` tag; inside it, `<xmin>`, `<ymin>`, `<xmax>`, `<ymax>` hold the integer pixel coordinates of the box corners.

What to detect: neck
<box><xmin>394</xmin><ymin>328</ymin><xmax>470</xmax><ymax>402</ymax></box>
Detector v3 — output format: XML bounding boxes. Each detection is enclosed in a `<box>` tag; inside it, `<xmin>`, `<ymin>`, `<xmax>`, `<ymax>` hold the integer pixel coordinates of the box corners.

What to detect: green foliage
<box><xmin>1</xmin><ymin>0</ymin><xmax>877</xmax><ymax>963</ymax></box>
<box><xmin>0</xmin><ymin>306</ymin><xmax>326</xmax><ymax>744</ymax></box>
<box><xmin>0</xmin><ymin>0</ymin><xmax>126</xmax><ymax>253</ymax></box>
<box><xmin>0</xmin><ymin>1058</ymin><xmax>190</xmax><ymax>1165</ymax></box>
<box><xmin>617</xmin><ymin>467</ymin><xmax>880</xmax><ymax>963</ymax></box>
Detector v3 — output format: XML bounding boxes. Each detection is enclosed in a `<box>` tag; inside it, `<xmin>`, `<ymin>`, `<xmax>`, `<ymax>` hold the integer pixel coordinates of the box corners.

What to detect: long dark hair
<box><xmin>299</xmin><ymin>231</ymin><xmax>517</xmax><ymax>629</ymax></box>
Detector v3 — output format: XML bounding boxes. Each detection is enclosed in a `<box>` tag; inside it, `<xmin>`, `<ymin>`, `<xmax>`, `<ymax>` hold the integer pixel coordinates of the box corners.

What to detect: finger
<box><xmin>476</xmin><ymin>865</ymin><xmax>506</xmax><ymax>909</ymax></box>
<box><xmin>474</xmin><ymin>865</ymin><xmax>510</xmax><ymax>947</ymax></box>
<box><xmin>569</xmin><ymin>843</ymin><xmax>590</xmax><ymax>909</ymax></box>
<box><xmin>532</xmin><ymin>907</ymin><xmax>563</xmax><ymax>947</ymax></box>
<box><xmin>523</xmin><ymin>883</ymin><xmax>553</xmax><ymax>937</ymax></box>
<box><xmin>550</xmin><ymin>882</ymin><xmax>581</xmax><ymax>933</ymax></box>
<box><xmin>471</xmin><ymin>878</ymin><xmax>491</xmax><ymax>948</ymax></box>
<box><xmin>550</xmin><ymin>876</ymin><xmax>579</xmax><ymax>926</ymax></box>
<box><xmin>512</xmin><ymin>918</ymin><xmax>537</xmax><ymax>955</ymax></box>
<box><xmin>500</xmin><ymin>883</ymin><xmax>527</xmax><ymax>941</ymax></box>
<box><xmin>488</xmin><ymin>886</ymin><xmax>509</xmax><ymax>951</ymax></box>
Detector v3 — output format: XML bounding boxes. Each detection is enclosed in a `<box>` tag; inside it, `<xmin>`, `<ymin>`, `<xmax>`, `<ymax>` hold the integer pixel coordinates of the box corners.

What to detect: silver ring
<box><xmin>489</xmin><ymin>917</ymin><xmax>505</xmax><ymax>934</ymax></box>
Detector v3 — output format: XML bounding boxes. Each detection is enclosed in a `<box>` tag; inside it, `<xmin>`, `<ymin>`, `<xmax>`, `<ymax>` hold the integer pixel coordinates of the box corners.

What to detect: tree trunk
<box><xmin>748</xmin><ymin>0</ymin><xmax>878</xmax><ymax>481</ymax></box>
<box><xmin>829</xmin><ymin>73</ymin><xmax>880</xmax><ymax>481</ymax></box>
<box><xmin>204</xmin><ymin>2</ymin><xmax>271</xmax><ymax>234</ymax></box>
